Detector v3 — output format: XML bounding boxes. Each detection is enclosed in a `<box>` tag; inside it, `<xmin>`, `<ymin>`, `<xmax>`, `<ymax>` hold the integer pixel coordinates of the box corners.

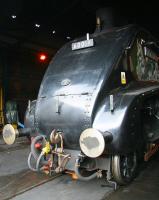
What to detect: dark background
<box><xmin>1</xmin><ymin>0</ymin><xmax>159</xmax><ymax>41</ymax></box>
<box><xmin>0</xmin><ymin>0</ymin><xmax>158</xmax><ymax>122</ymax></box>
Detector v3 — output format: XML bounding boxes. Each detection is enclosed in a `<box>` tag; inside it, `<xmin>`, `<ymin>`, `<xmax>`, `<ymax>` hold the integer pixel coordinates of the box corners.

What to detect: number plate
<box><xmin>72</xmin><ymin>39</ymin><xmax>94</xmax><ymax>50</ymax></box>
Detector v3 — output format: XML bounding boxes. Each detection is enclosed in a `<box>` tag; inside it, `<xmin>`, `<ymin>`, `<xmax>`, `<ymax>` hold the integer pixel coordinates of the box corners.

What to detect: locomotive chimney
<box><xmin>95</xmin><ymin>7</ymin><xmax>128</xmax><ymax>33</ymax></box>
<box><xmin>95</xmin><ymin>7</ymin><xmax>115</xmax><ymax>32</ymax></box>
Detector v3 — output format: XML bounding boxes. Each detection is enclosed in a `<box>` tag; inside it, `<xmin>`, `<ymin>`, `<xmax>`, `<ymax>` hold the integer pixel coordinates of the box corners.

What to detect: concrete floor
<box><xmin>0</xmin><ymin>136</ymin><xmax>113</xmax><ymax>200</ymax></box>
<box><xmin>0</xmin><ymin>136</ymin><xmax>58</xmax><ymax>200</ymax></box>
<box><xmin>12</xmin><ymin>175</ymin><xmax>113</xmax><ymax>200</ymax></box>
<box><xmin>0</xmin><ymin>135</ymin><xmax>159</xmax><ymax>200</ymax></box>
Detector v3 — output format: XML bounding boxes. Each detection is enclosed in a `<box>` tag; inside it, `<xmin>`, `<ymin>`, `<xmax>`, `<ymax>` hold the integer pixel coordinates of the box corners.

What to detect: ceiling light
<box><xmin>66</xmin><ymin>36</ymin><xmax>71</xmax><ymax>40</ymax></box>
<box><xmin>39</xmin><ymin>53</ymin><xmax>47</xmax><ymax>61</ymax></box>
<box><xmin>11</xmin><ymin>15</ymin><xmax>16</xmax><ymax>19</ymax></box>
<box><xmin>35</xmin><ymin>24</ymin><xmax>40</xmax><ymax>28</ymax></box>
<box><xmin>52</xmin><ymin>30</ymin><xmax>56</xmax><ymax>34</ymax></box>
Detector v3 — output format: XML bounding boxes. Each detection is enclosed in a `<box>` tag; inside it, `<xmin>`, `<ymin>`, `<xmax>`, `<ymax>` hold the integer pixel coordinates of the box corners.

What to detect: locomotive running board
<box><xmin>144</xmin><ymin>143</ymin><xmax>159</xmax><ymax>161</ymax></box>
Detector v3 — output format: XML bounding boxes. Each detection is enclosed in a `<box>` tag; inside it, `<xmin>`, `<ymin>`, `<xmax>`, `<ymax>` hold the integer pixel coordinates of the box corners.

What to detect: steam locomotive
<box><xmin>3</xmin><ymin>10</ymin><xmax>159</xmax><ymax>186</ymax></box>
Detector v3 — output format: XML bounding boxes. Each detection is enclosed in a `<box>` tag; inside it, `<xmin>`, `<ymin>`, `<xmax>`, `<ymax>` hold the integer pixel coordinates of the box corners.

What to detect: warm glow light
<box><xmin>39</xmin><ymin>54</ymin><xmax>47</xmax><ymax>61</ymax></box>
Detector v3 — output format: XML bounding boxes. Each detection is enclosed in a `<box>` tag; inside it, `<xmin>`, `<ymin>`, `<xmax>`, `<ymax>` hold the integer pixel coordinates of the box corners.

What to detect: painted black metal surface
<box><xmin>25</xmin><ymin>24</ymin><xmax>159</xmax><ymax>154</ymax></box>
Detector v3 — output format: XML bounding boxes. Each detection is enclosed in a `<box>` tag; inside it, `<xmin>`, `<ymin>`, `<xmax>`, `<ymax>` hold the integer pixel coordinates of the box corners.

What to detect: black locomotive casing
<box><xmin>26</xmin><ymin>24</ymin><xmax>159</xmax><ymax>155</ymax></box>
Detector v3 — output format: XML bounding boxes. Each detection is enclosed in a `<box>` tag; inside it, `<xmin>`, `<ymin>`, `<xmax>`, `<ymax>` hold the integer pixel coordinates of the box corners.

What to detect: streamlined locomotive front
<box><xmin>3</xmin><ymin>23</ymin><xmax>159</xmax><ymax>186</ymax></box>
<box><xmin>31</xmin><ymin>26</ymin><xmax>142</xmax><ymax>185</ymax></box>
<box><xmin>34</xmin><ymin>27</ymin><xmax>134</xmax><ymax>151</ymax></box>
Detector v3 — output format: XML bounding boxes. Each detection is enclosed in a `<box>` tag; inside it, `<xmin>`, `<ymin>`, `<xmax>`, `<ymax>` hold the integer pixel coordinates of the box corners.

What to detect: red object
<box><xmin>43</xmin><ymin>165</ymin><xmax>49</xmax><ymax>170</ymax></box>
<box><xmin>35</xmin><ymin>143</ymin><xmax>42</xmax><ymax>149</ymax></box>
<box><xmin>39</xmin><ymin>54</ymin><xmax>47</xmax><ymax>61</ymax></box>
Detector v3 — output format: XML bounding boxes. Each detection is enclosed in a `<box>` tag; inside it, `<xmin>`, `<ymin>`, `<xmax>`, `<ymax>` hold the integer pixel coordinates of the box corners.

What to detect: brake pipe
<box><xmin>74</xmin><ymin>157</ymin><xmax>98</xmax><ymax>181</ymax></box>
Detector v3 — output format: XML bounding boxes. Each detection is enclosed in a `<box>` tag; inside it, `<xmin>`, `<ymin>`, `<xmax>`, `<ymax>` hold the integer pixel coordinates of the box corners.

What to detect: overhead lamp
<box><xmin>11</xmin><ymin>15</ymin><xmax>16</xmax><ymax>19</ymax></box>
<box><xmin>35</xmin><ymin>24</ymin><xmax>40</xmax><ymax>28</ymax></box>
<box><xmin>66</xmin><ymin>36</ymin><xmax>71</xmax><ymax>40</ymax></box>
<box><xmin>39</xmin><ymin>53</ymin><xmax>47</xmax><ymax>61</ymax></box>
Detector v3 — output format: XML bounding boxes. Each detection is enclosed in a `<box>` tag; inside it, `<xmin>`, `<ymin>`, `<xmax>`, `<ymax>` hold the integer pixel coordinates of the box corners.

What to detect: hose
<box><xmin>30</xmin><ymin>135</ymin><xmax>48</xmax><ymax>165</ymax></box>
<box><xmin>74</xmin><ymin>158</ymin><xmax>98</xmax><ymax>181</ymax></box>
<box><xmin>31</xmin><ymin>135</ymin><xmax>46</xmax><ymax>159</ymax></box>
<box><xmin>36</xmin><ymin>151</ymin><xmax>45</xmax><ymax>171</ymax></box>
<box><xmin>27</xmin><ymin>152</ymin><xmax>38</xmax><ymax>172</ymax></box>
<box><xmin>27</xmin><ymin>135</ymin><xmax>48</xmax><ymax>172</ymax></box>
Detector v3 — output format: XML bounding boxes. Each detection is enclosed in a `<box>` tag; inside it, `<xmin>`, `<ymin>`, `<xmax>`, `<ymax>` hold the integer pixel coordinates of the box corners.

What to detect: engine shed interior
<box><xmin>0</xmin><ymin>1</ymin><xmax>159</xmax><ymax>200</ymax></box>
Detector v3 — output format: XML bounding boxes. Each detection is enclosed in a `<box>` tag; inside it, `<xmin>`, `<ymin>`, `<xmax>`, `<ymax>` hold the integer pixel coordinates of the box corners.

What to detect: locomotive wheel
<box><xmin>112</xmin><ymin>152</ymin><xmax>137</xmax><ymax>185</ymax></box>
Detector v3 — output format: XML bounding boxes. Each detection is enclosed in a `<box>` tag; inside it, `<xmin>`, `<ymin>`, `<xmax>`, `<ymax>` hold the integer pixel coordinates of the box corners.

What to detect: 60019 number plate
<box><xmin>72</xmin><ymin>39</ymin><xmax>94</xmax><ymax>50</ymax></box>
